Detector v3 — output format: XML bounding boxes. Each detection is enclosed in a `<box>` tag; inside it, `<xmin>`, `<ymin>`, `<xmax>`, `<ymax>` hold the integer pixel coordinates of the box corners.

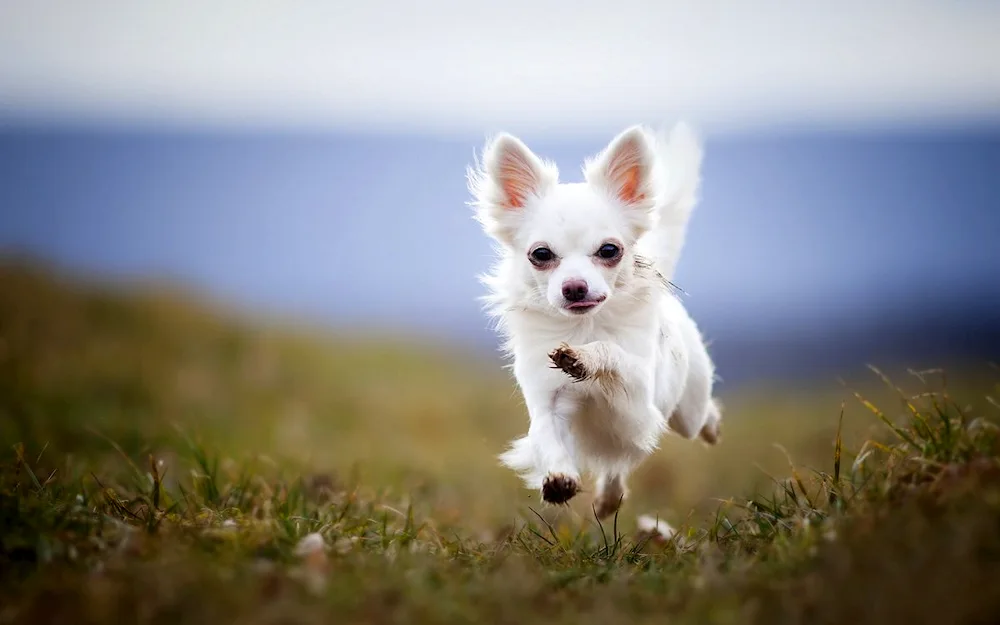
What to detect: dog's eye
<box><xmin>596</xmin><ymin>243</ymin><xmax>620</xmax><ymax>259</ymax></box>
<box><xmin>530</xmin><ymin>247</ymin><xmax>555</xmax><ymax>263</ymax></box>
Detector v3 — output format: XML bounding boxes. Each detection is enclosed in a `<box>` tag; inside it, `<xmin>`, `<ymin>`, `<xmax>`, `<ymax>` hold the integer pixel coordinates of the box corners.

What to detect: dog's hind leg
<box><xmin>593</xmin><ymin>473</ymin><xmax>629</xmax><ymax>520</ymax></box>
<box><xmin>666</xmin><ymin>313</ymin><xmax>721</xmax><ymax>444</ymax></box>
<box><xmin>667</xmin><ymin>373</ymin><xmax>712</xmax><ymax>440</ymax></box>
<box><xmin>697</xmin><ymin>398</ymin><xmax>722</xmax><ymax>444</ymax></box>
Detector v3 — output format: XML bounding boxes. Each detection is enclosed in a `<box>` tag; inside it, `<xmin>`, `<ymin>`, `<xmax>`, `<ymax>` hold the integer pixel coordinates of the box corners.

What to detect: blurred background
<box><xmin>0</xmin><ymin>2</ymin><xmax>998</xmax><ymax>524</ymax></box>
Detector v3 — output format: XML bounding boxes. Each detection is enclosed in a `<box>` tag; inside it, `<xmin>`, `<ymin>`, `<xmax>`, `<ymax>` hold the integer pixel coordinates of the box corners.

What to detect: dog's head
<box><xmin>468</xmin><ymin>126</ymin><xmax>659</xmax><ymax>317</ymax></box>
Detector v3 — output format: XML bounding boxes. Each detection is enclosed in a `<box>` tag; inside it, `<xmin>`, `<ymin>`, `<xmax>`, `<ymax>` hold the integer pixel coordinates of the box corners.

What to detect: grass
<box><xmin>2</xmin><ymin>257</ymin><xmax>1000</xmax><ymax>624</ymax></box>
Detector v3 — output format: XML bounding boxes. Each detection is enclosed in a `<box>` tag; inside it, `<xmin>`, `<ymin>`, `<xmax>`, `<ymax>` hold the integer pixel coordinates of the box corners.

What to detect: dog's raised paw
<box><xmin>548</xmin><ymin>344</ymin><xmax>588</xmax><ymax>381</ymax></box>
<box><xmin>541</xmin><ymin>473</ymin><xmax>579</xmax><ymax>504</ymax></box>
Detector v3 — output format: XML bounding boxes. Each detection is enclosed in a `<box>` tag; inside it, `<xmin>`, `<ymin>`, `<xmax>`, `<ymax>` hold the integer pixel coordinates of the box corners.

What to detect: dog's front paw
<box><xmin>548</xmin><ymin>344</ymin><xmax>589</xmax><ymax>381</ymax></box>
<box><xmin>541</xmin><ymin>473</ymin><xmax>580</xmax><ymax>504</ymax></box>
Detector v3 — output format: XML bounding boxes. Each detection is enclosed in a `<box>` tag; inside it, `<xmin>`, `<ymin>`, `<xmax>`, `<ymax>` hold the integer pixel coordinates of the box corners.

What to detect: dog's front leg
<box><xmin>548</xmin><ymin>341</ymin><xmax>665</xmax><ymax>452</ymax></box>
<box><xmin>548</xmin><ymin>341</ymin><xmax>664</xmax><ymax>519</ymax></box>
<box><xmin>499</xmin><ymin>385</ymin><xmax>582</xmax><ymax>505</ymax></box>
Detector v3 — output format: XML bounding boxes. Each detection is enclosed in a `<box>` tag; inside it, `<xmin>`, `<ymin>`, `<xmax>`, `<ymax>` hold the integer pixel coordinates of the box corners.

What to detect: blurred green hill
<box><xmin>1</xmin><ymin>256</ymin><xmax>995</xmax><ymax>528</ymax></box>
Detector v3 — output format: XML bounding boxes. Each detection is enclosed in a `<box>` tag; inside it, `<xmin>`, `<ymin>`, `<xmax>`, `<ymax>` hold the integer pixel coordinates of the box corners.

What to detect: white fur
<box><xmin>467</xmin><ymin>123</ymin><xmax>721</xmax><ymax>517</ymax></box>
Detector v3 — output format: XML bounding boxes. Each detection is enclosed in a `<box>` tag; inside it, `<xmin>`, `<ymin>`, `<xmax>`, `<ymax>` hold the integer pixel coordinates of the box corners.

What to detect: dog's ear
<box><xmin>585</xmin><ymin>126</ymin><xmax>657</xmax><ymax>234</ymax></box>
<box><xmin>483</xmin><ymin>134</ymin><xmax>550</xmax><ymax>210</ymax></box>
<box><xmin>467</xmin><ymin>133</ymin><xmax>557</xmax><ymax>245</ymax></box>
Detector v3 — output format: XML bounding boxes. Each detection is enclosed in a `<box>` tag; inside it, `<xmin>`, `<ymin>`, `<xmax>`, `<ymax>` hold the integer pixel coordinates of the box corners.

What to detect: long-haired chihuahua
<box><xmin>467</xmin><ymin>123</ymin><xmax>721</xmax><ymax>519</ymax></box>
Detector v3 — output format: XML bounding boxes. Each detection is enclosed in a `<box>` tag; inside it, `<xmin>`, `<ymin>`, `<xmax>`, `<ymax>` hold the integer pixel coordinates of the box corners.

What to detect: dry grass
<box><xmin>1</xmin><ymin>257</ymin><xmax>999</xmax><ymax>624</ymax></box>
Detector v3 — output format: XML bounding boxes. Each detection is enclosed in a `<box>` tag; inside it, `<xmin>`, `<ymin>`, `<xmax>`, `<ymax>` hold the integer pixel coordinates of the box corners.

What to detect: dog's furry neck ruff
<box><xmin>480</xmin><ymin>253</ymin><xmax>676</xmax><ymax>358</ymax></box>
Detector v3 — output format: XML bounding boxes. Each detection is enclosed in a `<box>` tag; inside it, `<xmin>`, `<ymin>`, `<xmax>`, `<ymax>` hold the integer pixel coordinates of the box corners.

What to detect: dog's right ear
<box><xmin>467</xmin><ymin>133</ymin><xmax>557</xmax><ymax>245</ymax></box>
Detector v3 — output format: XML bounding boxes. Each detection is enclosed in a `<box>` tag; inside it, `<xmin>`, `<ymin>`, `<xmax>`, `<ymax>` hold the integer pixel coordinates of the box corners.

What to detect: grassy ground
<box><xmin>2</xmin><ymin>257</ymin><xmax>999</xmax><ymax>624</ymax></box>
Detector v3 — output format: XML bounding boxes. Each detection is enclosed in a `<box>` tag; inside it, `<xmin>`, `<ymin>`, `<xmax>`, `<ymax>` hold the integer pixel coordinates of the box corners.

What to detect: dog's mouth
<box><xmin>564</xmin><ymin>296</ymin><xmax>607</xmax><ymax>314</ymax></box>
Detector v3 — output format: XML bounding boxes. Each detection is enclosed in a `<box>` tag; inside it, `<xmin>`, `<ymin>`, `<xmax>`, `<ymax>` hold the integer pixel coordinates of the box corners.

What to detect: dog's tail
<box><xmin>646</xmin><ymin>122</ymin><xmax>704</xmax><ymax>281</ymax></box>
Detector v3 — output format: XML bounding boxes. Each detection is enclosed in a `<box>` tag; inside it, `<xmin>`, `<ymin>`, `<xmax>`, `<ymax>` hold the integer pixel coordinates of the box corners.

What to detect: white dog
<box><xmin>467</xmin><ymin>123</ymin><xmax>721</xmax><ymax>519</ymax></box>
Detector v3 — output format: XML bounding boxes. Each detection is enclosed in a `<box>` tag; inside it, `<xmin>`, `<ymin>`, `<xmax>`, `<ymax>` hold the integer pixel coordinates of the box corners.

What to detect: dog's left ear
<box><xmin>585</xmin><ymin>126</ymin><xmax>657</xmax><ymax>235</ymax></box>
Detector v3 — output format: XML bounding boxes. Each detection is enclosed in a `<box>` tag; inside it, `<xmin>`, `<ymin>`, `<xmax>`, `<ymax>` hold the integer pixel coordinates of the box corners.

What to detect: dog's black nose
<box><xmin>562</xmin><ymin>280</ymin><xmax>589</xmax><ymax>302</ymax></box>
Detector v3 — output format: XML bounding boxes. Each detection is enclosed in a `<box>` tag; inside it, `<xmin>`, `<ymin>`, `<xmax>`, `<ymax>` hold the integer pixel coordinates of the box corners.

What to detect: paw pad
<box><xmin>698</xmin><ymin>420</ymin><xmax>721</xmax><ymax>445</ymax></box>
<box><xmin>548</xmin><ymin>344</ymin><xmax>588</xmax><ymax>381</ymax></box>
<box><xmin>542</xmin><ymin>473</ymin><xmax>579</xmax><ymax>504</ymax></box>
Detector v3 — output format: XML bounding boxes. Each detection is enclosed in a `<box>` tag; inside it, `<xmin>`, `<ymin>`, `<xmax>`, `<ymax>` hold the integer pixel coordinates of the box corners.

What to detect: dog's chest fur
<box><xmin>508</xmin><ymin>289</ymin><xmax>665</xmax><ymax>462</ymax></box>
